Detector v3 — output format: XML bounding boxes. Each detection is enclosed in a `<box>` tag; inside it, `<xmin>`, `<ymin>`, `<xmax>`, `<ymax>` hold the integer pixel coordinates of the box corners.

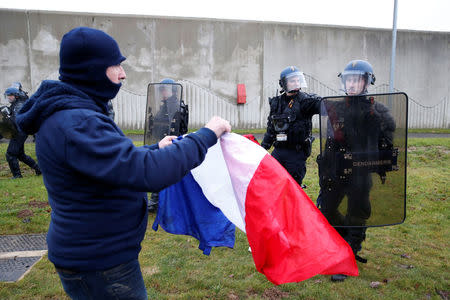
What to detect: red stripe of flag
<box><xmin>245</xmin><ymin>154</ymin><xmax>358</xmax><ymax>285</ymax></box>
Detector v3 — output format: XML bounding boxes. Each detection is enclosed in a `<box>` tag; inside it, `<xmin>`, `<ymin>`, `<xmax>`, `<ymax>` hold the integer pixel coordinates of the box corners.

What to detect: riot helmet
<box><xmin>4</xmin><ymin>82</ymin><xmax>28</xmax><ymax>103</ymax></box>
<box><xmin>159</xmin><ymin>78</ymin><xmax>177</xmax><ymax>91</ymax></box>
<box><xmin>4</xmin><ymin>87</ymin><xmax>21</xmax><ymax>103</ymax></box>
<box><xmin>4</xmin><ymin>87</ymin><xmax>21</xmax><ymax>97</ymax></box>
<box><xmin>11</xmin><ymin>82</ymin><xmax>23</xmax><ymax>91</ymax></box>
<box><xmin>160</xmin><ymin>78</ymin><xmax>175</xmax><ymax>85</ymax></box>
<box><xmin>279</xmin><ymin>66</ymin><xmax>307</xmax><ymax>94</ymax></box>
<box><xmin>339</xmin><ymin>60</ymin><xmax>376</xmax><ymax>96</ymax></box>
<box><xmin>159</xmin><ymin>78</ymin><xmax>177</xmax><ymax>99</ymax></box>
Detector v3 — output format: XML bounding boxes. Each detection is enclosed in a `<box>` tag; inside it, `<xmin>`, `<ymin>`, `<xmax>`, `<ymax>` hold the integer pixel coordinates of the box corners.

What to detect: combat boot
<box><xmin>34</xmin><ymin>165</ymin><xmax>42</xmax><ymax>176</ymax></box>
<box><xmin>330</xmin><ymin>228</ymin><xmax>367</xmax><ymax>282</ymax></box>
<box><xmin>331</xmin><ymin>274</ymin><xmax>347</xmax><ymax>282</ymax></box>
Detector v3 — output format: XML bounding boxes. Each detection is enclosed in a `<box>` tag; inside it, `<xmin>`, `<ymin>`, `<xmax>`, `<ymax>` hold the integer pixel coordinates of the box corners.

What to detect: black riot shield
<box><xmin>144</xmin><ymin>83</ymin><xmax>184</xmax><ymax>145</ymax></box>
<box><xmin>0</xmin><ymin>106</ymin><xmax>18</xmax><ymax>139</ymax></box>
<box><xmin>318</xmin><ymin>93</ymin><xmax>407</xmax><ymax>227</ymax></box>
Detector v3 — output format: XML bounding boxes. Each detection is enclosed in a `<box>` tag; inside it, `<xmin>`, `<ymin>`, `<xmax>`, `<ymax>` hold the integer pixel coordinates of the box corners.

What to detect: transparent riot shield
<box><xmin>144</xmin><ymin>83</ymin><xmax>183</xmax><ymax>145</ymax></box>
<box><xmin>0</xmin><ymin>106</ymin><xmax>18</xmax><ymax>139</ymax></box>
<box><xmin>318</xmin><ymin>93</ymin><xmax>407</xmax><ymax>227</ymax></box>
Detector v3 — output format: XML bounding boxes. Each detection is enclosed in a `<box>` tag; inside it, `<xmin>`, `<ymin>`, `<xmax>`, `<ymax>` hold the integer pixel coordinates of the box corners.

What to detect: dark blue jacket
<box><xmin>16</xmin><ymin>80</ymin><xmax>218</xmax><ymax>271</ymax></box>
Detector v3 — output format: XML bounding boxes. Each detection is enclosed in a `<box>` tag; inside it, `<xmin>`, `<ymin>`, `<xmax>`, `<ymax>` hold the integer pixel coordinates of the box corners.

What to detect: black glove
<box><xmin>302</xmin><ymin>136</ymin><xmax>315</xmax><ymax>157</ymax></box>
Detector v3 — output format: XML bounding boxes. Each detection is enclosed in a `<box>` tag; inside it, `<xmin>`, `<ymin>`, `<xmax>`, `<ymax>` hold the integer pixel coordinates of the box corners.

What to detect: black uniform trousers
<box><xmin>317</xmin><ymin>175</ymin><xmax>372</xmax><ymax>254</ymax></box>
<box><xmin>6</xmin><ymin>131</ymin><xmax>39</xmax><ymax>177</ymax></box>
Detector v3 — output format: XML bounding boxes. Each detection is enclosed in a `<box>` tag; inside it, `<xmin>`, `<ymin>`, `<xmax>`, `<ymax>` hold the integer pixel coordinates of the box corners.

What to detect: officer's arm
<box><xmin>303</xmin><ymin>93</ymin><xmax>322</xmax><ymax>116</ymax></box>
<box><xmin>376</xmin><ymin>103</ymin><xmax>396</xmax><ymax>147</ymax></box>
<box><xmin>10</xmin><ymin>103</ymin><xmax>23</xmax><ymax>124</ymax></box>
<box><xmin>261</xmin><ymin>98</ymin><xmax>276</xmax><ymax>150</ymax></box>
<box><xmin>375</xmin><ymin>103</ymin><xmax>396</xmax><ymax>184</ymax></box>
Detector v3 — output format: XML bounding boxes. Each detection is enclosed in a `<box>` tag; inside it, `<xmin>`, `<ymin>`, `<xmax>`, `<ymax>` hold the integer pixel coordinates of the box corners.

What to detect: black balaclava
<box><xmin>59</xmin><ymin>27</ymin><xmax>126</xmax><ymax>112</ymax></box>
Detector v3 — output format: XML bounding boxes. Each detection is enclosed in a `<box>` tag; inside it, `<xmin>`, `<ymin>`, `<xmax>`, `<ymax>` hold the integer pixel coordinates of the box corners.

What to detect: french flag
<box><xmin>153</xmin><ymin>133</ymin><xmax>358</xmax><ymax>285</ymax></box>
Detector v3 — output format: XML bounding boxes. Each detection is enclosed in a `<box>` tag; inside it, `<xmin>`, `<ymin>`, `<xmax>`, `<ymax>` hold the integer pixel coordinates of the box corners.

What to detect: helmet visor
<box><xmin>5</xmin><ymin>94</ymin><xmax>15</xmax><ymax>103</ymax></box>
<box><xmin>158</xmin><ymin>84</ymin><xmax>174</xmax><ymax>99</ymax></box>
<box><xmin>285</xmin><ymin>71</ymin><xmax>307</xmax><ymax>92</ymax></box>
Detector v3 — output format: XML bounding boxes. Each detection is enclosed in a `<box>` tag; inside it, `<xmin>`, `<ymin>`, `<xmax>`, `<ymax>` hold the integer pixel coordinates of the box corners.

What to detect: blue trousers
<box><xmin>56</xmin><ymin>259</ymin><xmax>147</xmax><ymax>300</ymax></box>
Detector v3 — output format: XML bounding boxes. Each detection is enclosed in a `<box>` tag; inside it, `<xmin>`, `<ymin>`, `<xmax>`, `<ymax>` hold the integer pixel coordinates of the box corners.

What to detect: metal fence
<box><xmin>112</xmin><ymin>73</ymin><xmax>340</xmax><ymax>129</ymax></box>
<box><xmin>112</xmin><ymin>77</ymin><xmax>449</xmax><ymax>129</ymax></box>
<box><xmin>111</xmin><ymin>88</ymin><xmax>146</xmax><ymax>130</ymax></box>
<box><xmin>373</xmin><ymin>84</ymin><xmax>449</xmax><ymax>129</ymax></box>
<box><xmin>180</xmin><ymin>80</ymin><xmax>263</xmax><ymax>129</ymax></box>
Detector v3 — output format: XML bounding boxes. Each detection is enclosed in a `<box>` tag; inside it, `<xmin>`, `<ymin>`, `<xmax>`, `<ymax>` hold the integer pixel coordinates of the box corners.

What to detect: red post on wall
<box><xmin>237</xmin><ymin>84</ymin><xmax>246</xmax><ymax>104</ymax></box>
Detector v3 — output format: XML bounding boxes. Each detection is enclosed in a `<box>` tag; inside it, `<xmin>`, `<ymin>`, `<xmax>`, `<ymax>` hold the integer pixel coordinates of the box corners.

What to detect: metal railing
<box><xmin>373</xmin><ymin>84</ymin><xmax>449</xmax><ymax>128</ymax></box>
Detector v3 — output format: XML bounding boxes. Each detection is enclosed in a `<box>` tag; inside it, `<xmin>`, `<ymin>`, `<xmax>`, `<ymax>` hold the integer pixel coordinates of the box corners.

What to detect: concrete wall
<box><xmin>1</xmin><ymin>9</ymin><xmax>448</xmax><ymax>128</ymax></box>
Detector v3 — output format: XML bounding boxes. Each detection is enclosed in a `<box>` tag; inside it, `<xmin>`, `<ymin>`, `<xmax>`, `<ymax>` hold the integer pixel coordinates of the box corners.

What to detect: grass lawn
<box><xmin>0</xmin><ymin>137</ymin><xmax>448</xmax><ymax>299</ymax></box>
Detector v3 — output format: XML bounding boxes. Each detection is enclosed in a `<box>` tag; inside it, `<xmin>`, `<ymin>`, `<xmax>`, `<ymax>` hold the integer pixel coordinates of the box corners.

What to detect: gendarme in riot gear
<box><xmin>3</xmin><ymin>83</ymin><xmax>41</xmax><ymax>179</ymax></box>
<box><xmin>261</xmin><ymin>66</ymin><xmax>321</xmax><ymax>187</ymax></box>
<box><xmin>1</xmin><ymin>83</ymin><xmax>29</xmax><ymax>139</ymax></box>
<box><xmin>144</xmin><ymin>78</ymin><xmax>189</xmax><ymax>146</ymax></box>
<box><xmin>338</xmin><ymin>60</ymin><xmax>376</xmax><ymax>94</ymax></box>
<box><xmin>145</xmin><ymin>78</ymin><xmax>189</xmax><ymax>212</ymax></box>
<box><xmin>316</xmin><ymin>60</ymin><xmax>407</xmax><ymax>282</ymax></box>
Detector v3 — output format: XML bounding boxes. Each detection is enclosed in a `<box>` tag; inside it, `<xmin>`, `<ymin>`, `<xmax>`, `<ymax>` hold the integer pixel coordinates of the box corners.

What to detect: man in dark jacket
<box><xmin>16</xmin><ymin>27</ymin><xmax>230</xmax><ymax>300</ymax></box>
<box><xmin>3</xmin><ymin>83</ymin><xmax>41</xmax><ymax>178</ymax></box>
<box><xmin>261</xmin><ymin>66</ymin><xmax>321</xmax><ymax>187</ymax></box>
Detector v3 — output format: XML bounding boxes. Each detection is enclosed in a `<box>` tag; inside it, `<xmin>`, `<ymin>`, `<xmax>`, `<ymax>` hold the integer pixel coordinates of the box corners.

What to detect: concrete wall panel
<box><xmin>0</xmin><ymin>11</ymin><xmax>31</xmax><ymax>92</ymax></box>
<box><xmin>0</xmin><ymin>9</ymin><xmax>448</xmax><ymax>128</ymax></box>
